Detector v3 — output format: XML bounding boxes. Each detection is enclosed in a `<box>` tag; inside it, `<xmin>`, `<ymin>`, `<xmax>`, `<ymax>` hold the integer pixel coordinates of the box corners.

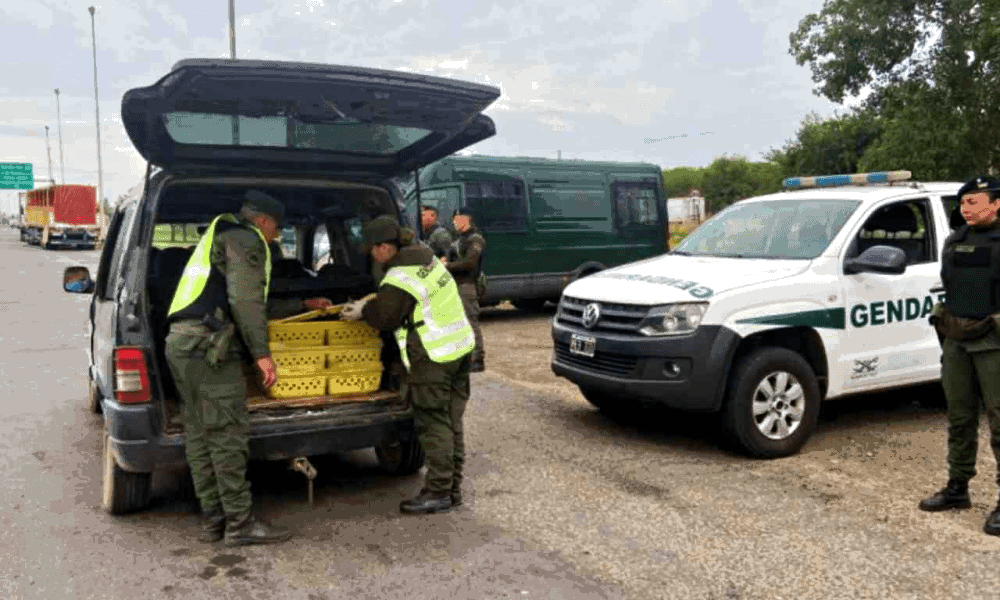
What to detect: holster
<box><xmin>201</xmin><ymin>309</ymin><xmax>236</xmax><ymax>368</ymax></box>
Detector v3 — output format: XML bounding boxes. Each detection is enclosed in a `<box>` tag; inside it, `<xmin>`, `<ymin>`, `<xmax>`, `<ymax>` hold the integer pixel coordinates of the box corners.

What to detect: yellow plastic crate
<box><xmin>267</xmin><ymin>375</ymin><xmax>327</xmax><ymax>399</ymax></box>
<box><xmin>327</xmin><ymin>366</ymin><xmax>383</xmax><ymax>396</ymax></box>
<box><xmin>326</xmin><ymin>342</ymin><xmax>382</xmax><ymax>368</ymax></box>
<box><xmin>326</xmin><ymin>321</ymin><xmax>380</xmax><ymax>345</ymax></box>
<box><xmin>273</xmin><ymin>347</ymin><xmax>327</xmax><ymax>376</ymax></box>
<box><xmin>268</xmin><ymin>321</ymin><xmax>327</xmax><ymax>348</ymax></box>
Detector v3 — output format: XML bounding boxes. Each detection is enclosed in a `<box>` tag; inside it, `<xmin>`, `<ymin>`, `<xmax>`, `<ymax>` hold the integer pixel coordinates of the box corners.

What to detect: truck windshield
<box><xmin>674</xmin><ymin>199</ymin><xmax>861</xmax><ymax>259</ymax></box>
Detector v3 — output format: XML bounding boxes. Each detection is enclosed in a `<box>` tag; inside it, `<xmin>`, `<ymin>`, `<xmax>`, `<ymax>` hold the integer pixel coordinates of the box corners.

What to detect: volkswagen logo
<box><xmin>582</xmin><ymin>303</ymin><xmax>601</xmax><ymax>329</ymax></box>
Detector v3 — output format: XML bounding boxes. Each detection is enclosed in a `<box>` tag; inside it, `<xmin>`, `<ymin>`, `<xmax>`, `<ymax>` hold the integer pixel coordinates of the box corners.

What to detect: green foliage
<box><xmin>766</xmin><ymin>110</ymin><xmax>882</xmax><ymax>178</ymax></box>
<box><xmin>790</xmin><ymin>0</ymin><xmax>1000</xmax><ymax>173</ymax></box>
<box><xmin>661</xmin><ymin>166</ymin><xmax>706</xmax><ymax>197</ymax></box>
<box><xmin>701</xmin><ymin>156</ymin><xmax>784</xmax><ymax>212</ymax></box>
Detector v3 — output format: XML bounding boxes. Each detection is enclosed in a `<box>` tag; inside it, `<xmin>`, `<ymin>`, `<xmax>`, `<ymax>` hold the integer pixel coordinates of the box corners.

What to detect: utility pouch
<box><xmin>205</xmin><ymin>322</ymin><xmax>236</xmax><ymax>368</ymax></box>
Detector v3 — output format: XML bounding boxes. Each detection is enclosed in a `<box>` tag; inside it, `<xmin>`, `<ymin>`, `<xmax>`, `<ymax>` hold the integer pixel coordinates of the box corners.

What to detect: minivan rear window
<box><xmin>164</xmin><ymin>112</ymin><xmax>432</xmax><ymax>155</ymax></box>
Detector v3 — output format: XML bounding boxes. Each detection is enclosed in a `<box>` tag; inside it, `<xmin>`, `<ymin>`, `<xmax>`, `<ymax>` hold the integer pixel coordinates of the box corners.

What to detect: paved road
<box><xmin>3</xmin><ymin>225</ymin><xmax>1000</xmax><ymax>600</ymax></box>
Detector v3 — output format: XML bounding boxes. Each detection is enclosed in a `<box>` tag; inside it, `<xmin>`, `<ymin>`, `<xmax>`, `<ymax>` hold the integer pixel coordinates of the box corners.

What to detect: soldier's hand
<box><xmin>304</xmin><ymin>297</ymin><xmax>334</xmax><ymax>311</ymax></box>
<box><xmin>256</xmin><ymin>356</ymin><xmax>278</xmax><ymax>388</ymax></box>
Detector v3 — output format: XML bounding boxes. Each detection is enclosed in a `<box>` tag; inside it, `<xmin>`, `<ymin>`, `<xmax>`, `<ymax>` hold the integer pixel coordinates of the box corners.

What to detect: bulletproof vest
<box><xmin>942</xmin><ymin>223</ymin><xmax>1000</xmax><ymax>319</ymax></box>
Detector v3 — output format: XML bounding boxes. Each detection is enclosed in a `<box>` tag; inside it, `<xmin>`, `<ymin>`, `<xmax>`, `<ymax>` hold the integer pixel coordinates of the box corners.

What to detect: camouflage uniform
<box><xmin>424</xmin><ymin>222</ymin><xmax>455</xmax><ymax>259</ymax></box>
<box><xmin>447</xmin><ymin>226</ymin><xmax>487</xmax><ymax>369</ymax></box>
<box><xmin>360</xmin><ymin>234</ymin><xmax>472</xmax><ymax>510</ymax></box>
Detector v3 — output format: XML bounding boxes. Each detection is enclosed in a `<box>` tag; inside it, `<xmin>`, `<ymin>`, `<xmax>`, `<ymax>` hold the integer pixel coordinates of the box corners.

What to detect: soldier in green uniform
<box><xmin>920</xmin><ymin>176</ymin><xmax>1000</xmax><ymax>536</ymax></box>
<box><xmin>341</xmin><ymin>215</ymin><xmax>475</xmax><ymax>514</ymax></box>
<box><xmin>420</xmin><ymin>202</ymin><xmax>454</xmax><ymax>258</ymax></box>
<box><xmin>443</xmin><ymin>209</ymin><xmax>487</xmax><ymax>372</ymax></box>
<box><xmin>165</xmin><ymin>190</ymin><xmax>334</xmax><ymax>546</ymax></box>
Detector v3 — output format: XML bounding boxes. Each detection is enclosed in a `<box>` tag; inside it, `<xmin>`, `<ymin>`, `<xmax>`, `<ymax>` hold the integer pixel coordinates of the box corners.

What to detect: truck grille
<box><xmin>556</xmin><ymin>296</ymin><xmax>649</xmax><ymax>334</ymax></box>
<box><xmin>553</xmin><ymin>341</ymin><xmax>639</xmax><ymax>377</ymax></box>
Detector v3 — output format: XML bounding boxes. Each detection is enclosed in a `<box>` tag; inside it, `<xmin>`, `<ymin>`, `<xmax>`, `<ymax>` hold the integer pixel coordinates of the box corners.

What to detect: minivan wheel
<box><xmin>375</xmin><ymin>433</ymin><xmax>425</xmax><ymax>476</ymax></box>
<box><xmin>88</xmin><ymin>379</ymin><xmax>102</xmax><ymax>414</ymax></box>
<box><xmin>722</xmin><ymin>347</ymin><xmax>821</xmax><ymax>458</ymax></box>
<box><xmin>101</xmin><ymin>424</ymin><xmax>151</xmax><ymax>514</ymax></box>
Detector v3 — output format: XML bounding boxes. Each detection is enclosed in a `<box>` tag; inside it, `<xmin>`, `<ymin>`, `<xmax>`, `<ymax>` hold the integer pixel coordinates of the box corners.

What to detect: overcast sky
<box><xmin>1</xmin><ymin>0</ymin><xmax>842</xmax><ymax>215</ymax></box>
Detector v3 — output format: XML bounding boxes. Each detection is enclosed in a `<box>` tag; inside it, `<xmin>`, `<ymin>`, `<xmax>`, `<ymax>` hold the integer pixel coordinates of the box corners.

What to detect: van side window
<box><xmin>464</xmin><ymin>181</ymin><xmax>527</xmax><ymax>232</ymax></box>
<box><xmin>106</xmin><ymin>205</ymin><xmax>139</xmax><ymax>298</ymax></box>
<box><xmin>613</xmin><ymin>183</ymin><xmax>660</xmax><ymax>227</ymax></box>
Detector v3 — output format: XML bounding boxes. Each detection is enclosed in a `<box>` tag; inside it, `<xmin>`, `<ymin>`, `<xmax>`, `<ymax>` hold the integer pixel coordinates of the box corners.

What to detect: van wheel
<box><xmin>88</xmin><ymin>379</ymin><xmax>102</xmax><ymax>414</ymax></box>
<box><xmin>101</xmin><ymin>424</ymin><xmax>151</xmax><ymax>514</ymax></box>
<box><xmin>375</xmin><ymin>433</ymin><xmax>425</xmax><ymax>476</ymax></box>
<box><xmin>722</xmin><ymin>347</ymin><xmax>821</xmax><ymax>458</ymax></box>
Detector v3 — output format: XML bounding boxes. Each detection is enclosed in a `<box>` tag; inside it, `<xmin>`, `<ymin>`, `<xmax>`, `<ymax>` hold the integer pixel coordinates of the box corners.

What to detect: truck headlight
<box><xmin>639</xmin><ymin>303</ymin><xmax>709</xmax><ymax>336</ymax></box>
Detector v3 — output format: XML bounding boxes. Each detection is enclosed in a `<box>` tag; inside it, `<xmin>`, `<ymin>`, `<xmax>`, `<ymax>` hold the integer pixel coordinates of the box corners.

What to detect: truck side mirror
<box><xmin>844</xmin><ymin>245</ymin><xmax>907</xmax><ymax>275</ymax></box>
<box><xmin>63</xmin><ymin>266</ymin><xmax>95</xmax><ymax>294</ymax></box>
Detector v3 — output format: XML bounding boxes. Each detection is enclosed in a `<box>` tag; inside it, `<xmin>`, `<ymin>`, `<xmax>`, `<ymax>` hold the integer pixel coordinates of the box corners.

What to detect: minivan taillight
<box><xmin>114</xmin><ymin>347</ymin><xmax>151</xmax><ymax>404</ymax></box>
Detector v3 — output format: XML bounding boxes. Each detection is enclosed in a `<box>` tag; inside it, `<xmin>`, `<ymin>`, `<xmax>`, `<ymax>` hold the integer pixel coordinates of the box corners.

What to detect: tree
<box><xmin>767</xmin><ymin>110</ymin><xmax>882</xmax><ymax>178</ymax></box>
<box><xmin>790</xmin><ymin>0</ymin><xmax>1000</xmax><ymax>174</ymax></box>
<box><xmin>661</xmin><ymin>166</ymin><xmax>706</xmax><ymax>197</ymax></box>
<box><xmin>701</xmin><ymin>156</ymin><xmax>784</xmax><ymax>213</ymax></box>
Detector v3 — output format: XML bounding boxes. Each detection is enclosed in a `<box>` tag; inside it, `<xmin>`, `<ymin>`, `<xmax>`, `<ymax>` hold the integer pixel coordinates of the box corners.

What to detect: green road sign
<box><xmin>0</xmin><ymin>163</ymin><xmax>33</xmax><ymax>190</ymax></box>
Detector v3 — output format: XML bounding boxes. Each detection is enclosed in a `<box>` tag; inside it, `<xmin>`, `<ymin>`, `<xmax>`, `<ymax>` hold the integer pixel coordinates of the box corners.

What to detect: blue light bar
<box><xmin>782</xmin><ymin>170</ymin><xmax>912</xmax><ymax>189</ymax></box>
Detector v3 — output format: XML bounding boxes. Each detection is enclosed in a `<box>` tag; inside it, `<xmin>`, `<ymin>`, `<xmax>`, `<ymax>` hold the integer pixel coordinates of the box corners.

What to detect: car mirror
<box><xmin>63</xmin><ymin>266</ymin><xmax>95</xmax><ymax>294</ymax></box>
<box><xmin>845</xmin><ymin>245</ymin><xmax>907</xmax><ymax>275</ymax></box>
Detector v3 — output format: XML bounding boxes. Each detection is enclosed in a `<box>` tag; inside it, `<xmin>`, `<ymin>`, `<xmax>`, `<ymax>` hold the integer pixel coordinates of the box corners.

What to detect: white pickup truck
<box><xmin>551</xmin><ymin>171</ymin><xmax>963</xmax><ymax>457</ymax></box>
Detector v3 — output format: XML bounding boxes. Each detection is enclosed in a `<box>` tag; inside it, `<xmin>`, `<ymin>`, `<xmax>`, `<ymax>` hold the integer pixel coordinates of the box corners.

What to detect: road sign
<box><xmin>0</xmin><ymin>163</ymin><xmax>33</xmax><ymax>190</ymax></box>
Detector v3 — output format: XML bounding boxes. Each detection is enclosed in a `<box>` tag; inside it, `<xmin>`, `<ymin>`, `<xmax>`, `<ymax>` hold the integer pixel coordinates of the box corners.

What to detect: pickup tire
<box><xmin>375</xmin><ymin>433</ymin><xmax>425</xmax><ymax>476</ymax></box>
<box><xmin>101</xmin><ymin>424</ymin><xmax>152</xmax><ymax>514</ymax></box>
<box><xmin>723</xmin><ymin>347</ymin><xmax>821</xmax><ymax>458</ymax></box>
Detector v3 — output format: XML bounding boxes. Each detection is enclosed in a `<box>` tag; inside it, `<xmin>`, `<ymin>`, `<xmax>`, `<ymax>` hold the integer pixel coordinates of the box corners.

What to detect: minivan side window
<box><xmin>464</xmin><ymin>180</ymin><xmax>527</xmax><ymax>232</ymax></box>
<box><xmin>106</xmin><ymin>205</ymin><xmax>139</xmax><ymax>296</ymax></box>
<box><xmin>613</xmin><ymin>183</ymin><xmax>660</xmax><ymax>227</ymax></box>
<box><xmin>95</xmin><ymin>209</ymin><xmax>127</xmax><ymax>300</ymax></box>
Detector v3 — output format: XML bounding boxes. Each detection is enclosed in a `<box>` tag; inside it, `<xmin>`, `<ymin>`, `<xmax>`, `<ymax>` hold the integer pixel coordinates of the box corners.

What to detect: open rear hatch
<box><xmin>122</xmin><ymin>58</ymin><xmax>501</xmax><ymax>179</ymax></box>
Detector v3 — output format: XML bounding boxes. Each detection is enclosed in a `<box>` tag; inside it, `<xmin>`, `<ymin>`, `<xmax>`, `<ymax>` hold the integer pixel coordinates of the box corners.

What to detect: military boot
<box><xmin>198</xmin><ymin>505</ymin><xmax>226</xmax><ymax>543</ymax></box>
<box><xmin>224</xmin><ymin>513</ymin><xmax>292</xmax><ymax>547</ymax></box>
<box><xmin>400</xmin><ymin>489</ymin><xmax>452</xmax><ymax>514</ymax></box>
<box><xmin>918</xmin><ymin>479</ymin><xmax>971</xmax><ymax>512</ymax></box>
<box><xmin>984</xmin><ymin>498</ymin><xmax>1000</xmax><ymax>536</ymax></box>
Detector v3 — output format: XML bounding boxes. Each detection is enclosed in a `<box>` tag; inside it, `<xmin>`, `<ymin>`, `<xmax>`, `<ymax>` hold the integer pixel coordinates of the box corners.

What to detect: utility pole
<box><xmin>44</xmin><ymin>126</ymin><xmax>55</xmax><ymax>185</ymax></box>
<box><xmin>88</xmin><ymin>6</ymin><xmax>105</xmax><ymax>238</ymax></box>
<box><xmin>54</xmin><ymin>88</ymin><xmax>65</xmax><ymax>184</ymax></box>
<box><xmin>229</xmin><ymin>0</ymin><xmax>236</xmax><ymax>59</ymax></box>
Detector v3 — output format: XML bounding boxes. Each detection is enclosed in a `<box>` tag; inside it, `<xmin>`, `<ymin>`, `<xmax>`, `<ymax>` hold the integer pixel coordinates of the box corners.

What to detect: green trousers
<box><xmin>165</xmin><ymin>332</ymin><xmax>252</xmax><ymax>515</ymax></box>
<box><xmin>406</xmin><ymin>354</ymin><xmax>472</xmax><ymax>493</ymax></box>
<box><xmin>940</xmin><ymin>336</ymin><xmax>1000</xmax><ymax>484</ymax></box>
<box><xmin>458</xmin><ymin>282</ymin><xmax>485</xmax><ymax>365</ymax></box>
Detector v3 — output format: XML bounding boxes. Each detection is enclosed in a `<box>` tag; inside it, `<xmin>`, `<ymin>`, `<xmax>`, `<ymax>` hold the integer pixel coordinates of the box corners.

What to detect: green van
<box><xmin>402</xmin><ymin>155</ymin><xmax>669</xmax><ymax>309</ymax></box>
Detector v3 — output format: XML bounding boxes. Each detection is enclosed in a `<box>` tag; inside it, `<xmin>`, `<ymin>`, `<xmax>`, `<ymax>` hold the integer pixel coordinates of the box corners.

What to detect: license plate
<box><xmin>569</xmin><ymin>334</ymin><xmax>596</xmax><ymax>358</ymax></box>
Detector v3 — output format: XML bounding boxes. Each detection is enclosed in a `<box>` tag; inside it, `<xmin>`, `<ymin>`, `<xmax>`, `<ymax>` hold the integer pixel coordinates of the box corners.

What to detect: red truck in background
<box><xmin>21</xmin><ymin>185</ymin><xmax>101</xmax><ymax>249</ymax></box>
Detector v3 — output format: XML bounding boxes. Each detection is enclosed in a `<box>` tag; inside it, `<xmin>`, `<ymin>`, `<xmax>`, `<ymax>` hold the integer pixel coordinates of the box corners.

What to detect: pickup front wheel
<box><xmin>723</xmin><ymin>347</ymin><xmax>821</xmax><ymax>458</ymax></box>
<box><xmin>101</xmin><ymin>424</ymin><xmax>151</xmax><ymax>514</ymax></box>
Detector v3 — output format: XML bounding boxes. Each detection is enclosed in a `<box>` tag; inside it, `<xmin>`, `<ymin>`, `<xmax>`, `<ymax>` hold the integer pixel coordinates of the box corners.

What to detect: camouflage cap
<box><xmin>362</xmin><ymin>215</ymin><xmax>401</xmax><ymax>249</ymax></box>
<box><xmin>244</xmin><ymin>190</ymin><xmax>285</xmax><ymax>225</ymax></box>
<box><xmin>957</xmin><ymin>176</ymin><xmax>1000</xmax><ymax>199</ymax></box>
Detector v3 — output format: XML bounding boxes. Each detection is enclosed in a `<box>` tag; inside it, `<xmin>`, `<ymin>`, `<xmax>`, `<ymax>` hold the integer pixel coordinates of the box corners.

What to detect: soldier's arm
<box><xmin>268</xmin><ymin>297</ymin><xmax>305</xmax><ymax>319</ymax></box>
<box><xmin>361</xmin><ymin>285</ymin><xmax>417</xmax><ymax>332</ymax></box>
<box><xmin>446</xmin><ymin>238</ymin><xmax>484</xmax><ymax>275</ymax></box>
<box><xmin>215</xmin><ymin>229</ymin><xmax>272</xmax><ymax>359</ymax></box>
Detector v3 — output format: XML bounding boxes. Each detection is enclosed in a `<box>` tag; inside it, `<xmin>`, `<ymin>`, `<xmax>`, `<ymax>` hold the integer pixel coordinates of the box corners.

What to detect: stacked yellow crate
<box><xmin>266</xmin><ymin>317</ymin><xmax>383</xmax><ymax>400</ymax></box>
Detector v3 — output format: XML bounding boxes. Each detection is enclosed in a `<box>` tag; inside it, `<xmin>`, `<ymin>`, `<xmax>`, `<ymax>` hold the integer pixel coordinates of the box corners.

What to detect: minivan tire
<box><xmin>101</xmin><ymin>424</ymin><xmax>152</xmax><ymax>514</ymax></box>
<box><xmin>375</xmin><ymin>433</ymin><xmax>425</xmax><ymax>476</ymax></box>
<box><xmin>722</xmin><ymin>347</ymin><xmax>821</xmax><ymax>458</ymax></box>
